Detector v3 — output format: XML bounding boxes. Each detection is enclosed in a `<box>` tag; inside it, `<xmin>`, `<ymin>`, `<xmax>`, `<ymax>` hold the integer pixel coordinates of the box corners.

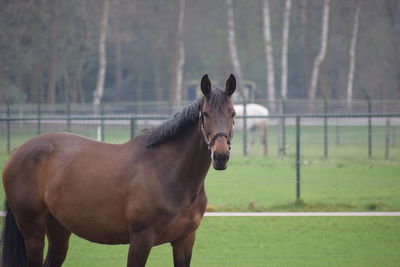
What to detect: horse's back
<box><xmin>2</xmin><ymin>133</ymin><xmax>124</xmax><ymax>212</ymax></box>
<box><xmin>3</xmin><ymin>132</ymin><xmax>96</xmax><ymax>178</ymax></box>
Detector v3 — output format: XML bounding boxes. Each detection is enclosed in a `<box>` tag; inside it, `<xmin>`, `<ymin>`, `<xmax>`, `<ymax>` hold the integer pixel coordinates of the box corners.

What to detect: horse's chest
<box><xmin>154</xmin><ymin>197</ymin><xmax>206</xmax><ymax>245</ymax></box>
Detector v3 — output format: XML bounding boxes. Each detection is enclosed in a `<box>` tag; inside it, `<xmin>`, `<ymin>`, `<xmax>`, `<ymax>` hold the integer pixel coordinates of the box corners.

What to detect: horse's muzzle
<box><xmin>212</xmin><ymin>151</ymin><xmax>230</xmax><ymax>170</ymax></box>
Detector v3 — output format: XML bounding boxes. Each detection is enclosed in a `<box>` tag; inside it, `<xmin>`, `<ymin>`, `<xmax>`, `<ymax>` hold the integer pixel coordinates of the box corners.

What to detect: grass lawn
<box><xmin>205</xmin><ymin>155</ymin><xmax>400</xmax><ymax>211</ymax></box>
<box><xmin>0</xmin><ymin>120</ymin><xmax>399</xmax><ymax>266</ymax></box>
<box><xmin>59</xmin><ymin>217</ymin><xmax>400</xmax><ymax>266</ymax></box>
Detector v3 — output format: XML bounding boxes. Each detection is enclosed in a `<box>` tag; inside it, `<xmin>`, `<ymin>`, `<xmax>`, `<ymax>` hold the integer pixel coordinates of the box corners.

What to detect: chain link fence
<box><xmin>0</xmin><ymin>103</ymin><xmax>399</xmax><ymax>212</ymax></box>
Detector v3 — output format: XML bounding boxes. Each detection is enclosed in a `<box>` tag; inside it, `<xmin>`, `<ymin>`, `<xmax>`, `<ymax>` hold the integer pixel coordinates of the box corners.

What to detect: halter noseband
<box><xmin>199</xmin><ymin>110</ymin><xmax>232</xmax><ymax>151</ymax></box>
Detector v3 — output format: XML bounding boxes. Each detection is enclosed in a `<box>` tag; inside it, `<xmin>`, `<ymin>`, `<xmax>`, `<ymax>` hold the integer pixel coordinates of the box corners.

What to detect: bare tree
<box><xmin>308</xmin><ymin>0</ymin><xmax>331</xmax><ymax>102</ymax></box>
<box><xmin>262</xmin><ymin>0</ymin><xmax>276</xmax><ymax>105</ymax></box>
<box><xmin>170</xmin><ymin>0</ymin><xmax>186</xmax><ymax>109</ymax></box>
<box><xmin>300</xmin><ymin>0</ymin><xmax>311</xmax><ymax>97</ymax></box>
<box><xmin>93</xmin><ymin>0</ymin><xmax>110</xmax><ymax>107</ymax></box>
<box><xmin>226</xmin><ymin>0</ymin><xmax>244</xmax><ymax>98</ymax></box>
<box><xmin>47</xmin><ymin>1</ymin><xmax>59</xmax><ymax>105</ymax></box>
<box><xmin>227</xmin><ymin>0</ymin><xmax>250</xmax><ymax>155</ymax></box>
<box><xmin>346</xmin><ymin>0</ymin><xmax>360</xmax><ymax>110</ymax></box>
<box><xmin>280</xmin><ymin>0</ymin><xmax>292</xmax><ymax>100</ymax></box>
<box><xmin>93</xmin><ymin>0</ymin><xmax>109</xmax><ymax>141</ymax></box>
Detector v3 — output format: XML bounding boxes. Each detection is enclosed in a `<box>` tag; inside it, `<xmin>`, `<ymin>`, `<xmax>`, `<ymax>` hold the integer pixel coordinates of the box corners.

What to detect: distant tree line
<box><xmin>0</xmin><ymin>0</ymin><xmax>399</xmax><ymax>106</ymax></box>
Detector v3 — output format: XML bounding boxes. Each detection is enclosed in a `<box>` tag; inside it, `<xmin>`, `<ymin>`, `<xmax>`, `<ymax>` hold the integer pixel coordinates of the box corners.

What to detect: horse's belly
<box><xmin>52</xmin><ymin>208</ymin><xmax>131</xmax><ymax>244</ymax></box>
<box><xmin>47</xmin><ymin>192</ymin><xmax>131</xmax><ymax>244</ymax></box>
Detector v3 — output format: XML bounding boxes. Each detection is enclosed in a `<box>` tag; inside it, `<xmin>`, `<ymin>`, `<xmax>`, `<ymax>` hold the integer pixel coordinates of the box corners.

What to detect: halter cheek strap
<box><xmin>199</xmin><ymin>111</ymin><xmax>232</xmax><ymax>151</ymax></box>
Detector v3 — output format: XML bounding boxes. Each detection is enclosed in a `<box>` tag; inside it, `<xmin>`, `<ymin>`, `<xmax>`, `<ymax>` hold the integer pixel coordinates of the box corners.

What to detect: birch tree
<box><xmin>262</xmin><ymin>0</ymin><xmax>276</xmax><ymax>105</ymax></box>
<box><xmin>226</xmin><ymin>0</ymin><xmax>249</xmax><ymax>155</ymax></box>
<box><xmin>346</xmin><ymin>0</ymin><xmax>360</xmax><ymax>110</ymax></box>
<box><xmin>308</xmin><ymin>0</ymin><xmax>331</xmax><ymax>102</ymax></box>
<box><xmin>93</xmin><ymin>0</ymin><xmax>109</xmax><ymax>141</ymax></box>
<box><xmin>280</xmin><ymin>0</ymin><xmax>292</xmax><ymax>100</ymax></box>
<box><xmin>226</xmin><ymin>0</ymin><xmax>244</xmax><ymax>99</ymax></box>
<box><xmin>47</xmin><ymin>1</ymin><xmax>59</xmax><ymax>106</ymax></box>
<box><xmin>93</xmin><ymin>0</ymin><xmax>110</xmax><ymax>107</ymax></box>
<box><xmin>170</xmin><ymin>0</ymin><xmax>185</xmax><ymax>109</ymax></box>
<box><xmin>300</xmin><ymin>0</ymin><xmax>311</xmax><ymax>96</ymax></box>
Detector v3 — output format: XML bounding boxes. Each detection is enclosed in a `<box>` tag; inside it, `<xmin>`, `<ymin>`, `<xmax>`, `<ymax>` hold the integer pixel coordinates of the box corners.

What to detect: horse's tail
<box><xmin>1</xmin><ymin>201</ymin><xmax>28</xmax><ymax>267</ymax></box>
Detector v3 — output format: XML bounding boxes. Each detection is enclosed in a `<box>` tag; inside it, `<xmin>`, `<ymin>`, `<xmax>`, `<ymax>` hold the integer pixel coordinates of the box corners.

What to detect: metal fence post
<box><xmin>323</xmin><ymin>96</ymin><xmax>328</xmax><ymax>158</ymax></box>
<box><xmin>66</xmin><ymin>96</ymin><xmax>71</xmax><ymax>133</ymax></box>
<box><xmin>6</xmin><ymin>103</ymin><xmax>10</xmax><ymax>154</ymax></box>
<box><xmin>100</xmin><ymin>103</ymin><xmax>105</xmax><ymax>142</ymax></box>
<box><xmin>130</xmin><ymin>118</ymin><xmax>136</xmax><ymax>139</ymax></box>
<box><xmin>362</xmin><ymin>88</ymin><xmax>372</xmax><ymax>159</ymax></box>
<box><xmin>37</xmin><ymin>101</ymin><xmax>41</xmax><ymax>135</ymax></box>
<box><xmin>385</xmin><ymin>119</ymin><xmax>390</xmax><ymax>160</ymax></box>
<box><xmin>279</xmin><ymin>98</ymin><xmax>286</xmax><ymax>156</ymax></box>
<box><xmin>368</xmin><ymin>104</ymin><xmax>372</xmax><ymax>159</ymax></box>
<box><xmin>296</xmin><ymin>116</ymin><xmax>301</xmax><ymax>200</ymax></box>
<box><xmin>243</xmin><ymin>101</ymin><xmax>248</xmax><ymax>156</ymax></box>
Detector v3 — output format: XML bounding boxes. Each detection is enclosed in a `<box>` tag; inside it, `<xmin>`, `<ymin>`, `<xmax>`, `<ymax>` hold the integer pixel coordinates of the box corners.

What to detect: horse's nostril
<box><xmin>212</xmin><ymin>151</ymin><xmax>230</xmax><ymax>170</ymax></box>
<box><xmin>213</xmin><ymin>151</ymin><xmax>229</xmax><ymax>161</ymax></box>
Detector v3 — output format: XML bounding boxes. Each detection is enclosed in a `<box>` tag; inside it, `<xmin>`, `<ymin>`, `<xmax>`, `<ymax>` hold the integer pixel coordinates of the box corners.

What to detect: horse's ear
<box><xmin>200</xmin><ymin>74</ymin><xmax>212</xmax><ymax>97</ymax></box>
<box><xmin>225</xmin><ymin>74</ymin><xmax>236</xmax><ymax>96</ymax></box>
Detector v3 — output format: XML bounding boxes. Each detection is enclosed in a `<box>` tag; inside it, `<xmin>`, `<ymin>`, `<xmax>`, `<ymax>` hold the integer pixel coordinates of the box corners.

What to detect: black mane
<box><xmin>145</xmin><ymin>99</ymin><xmax>201</xmax><ymax>147</ymax></box>
<box><xmin>145</xmin><ymin>88</ymin><xmax>229</xmax><ymax>148</ymax></box>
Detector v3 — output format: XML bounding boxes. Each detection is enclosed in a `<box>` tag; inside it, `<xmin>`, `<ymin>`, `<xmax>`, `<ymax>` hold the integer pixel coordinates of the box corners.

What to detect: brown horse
<box><xmin>1</xmin><ymin>74</ymin><xmax>236</xmax><ymax>267</ymax></box>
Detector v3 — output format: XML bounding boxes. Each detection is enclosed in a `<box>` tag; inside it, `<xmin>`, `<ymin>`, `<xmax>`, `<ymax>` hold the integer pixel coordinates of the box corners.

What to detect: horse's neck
<box><xmin>155</xmin><ymin>122</ymin><xmax>211</xmax><ymax>198</ymax></box>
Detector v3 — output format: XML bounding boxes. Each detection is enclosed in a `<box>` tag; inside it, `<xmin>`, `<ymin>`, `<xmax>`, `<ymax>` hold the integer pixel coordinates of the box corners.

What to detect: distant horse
<box><xmin>233</xmin><ymin>103</ymin><xmax>269</xmax><ymax>155</ymax></box>
<box><xmin>1</xmin><ymin>74</ymin><xmax>236</xmax><ymax>267</ymax></box>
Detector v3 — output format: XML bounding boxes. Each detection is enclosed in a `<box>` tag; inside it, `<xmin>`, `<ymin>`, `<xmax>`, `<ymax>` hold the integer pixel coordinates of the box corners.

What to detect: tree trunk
<box><xmin>386</xmin><ymin>0</ymin><xmax>400</xmax><ymax>99</ymax></box>
<box><xmin>93</xmin><ymin>0</ymin><xmax>110</xmax><ymax>107</ymax></box>
<box><xmin>226</xmin><ymin>0</ymin><xmax>245</xmax><ymax>100</ymax></box>
<box><xmin>114</xmin><ymin>20</ymin><xmax>124</xmax><ymax>101</ymax></box>
<box><xmin>308</xmin><ymin>0</ymin><xmax>331</xmax><ymax>102</ymax></box>
<box><xmin>300</xmin><ymin>0</ymin><xmax>311</xmax><ymax>98</ymax></box>
<box><xmin>47</xmin><ymin>1</ymin><xmax>59</xmax><ymax>105</ymax></box>
<box><xmin>262</xmin><ymin>0</ymin><xmax>276</xmax><ymax>107</ymax></box>
<box><xmin>170</xmin><ymin>0</ymin><xmax>186</xmax><ymax>110</ymax></box>
<box><xmin>280</xmin><ymin>0</ymin><xmax>292</xmax><ymax>100</ymax></box>
<box><xmin>346</xmin><ymin>0</ymin><xmax>360</xmax><ymax>110</ymax></box>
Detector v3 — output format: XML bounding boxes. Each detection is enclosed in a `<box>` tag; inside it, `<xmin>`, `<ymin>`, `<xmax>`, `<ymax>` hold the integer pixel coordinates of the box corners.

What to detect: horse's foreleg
<box><xmin>44</xmin><ymin>215</ymin><xmax>71</xmax><ymax>267</ymax></box>
<box><xmin>171</xmin><ymin>231</ymin><xmax>196</xmax><ymax>267</ymax></box>
<box><xmin>127</xmin><ymin>231</ymin><xmax>154</xmax><ymax>267</ymax></box>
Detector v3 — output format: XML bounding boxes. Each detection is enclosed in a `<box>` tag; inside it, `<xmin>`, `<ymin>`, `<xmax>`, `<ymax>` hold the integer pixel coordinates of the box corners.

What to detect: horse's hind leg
<box><xmin>44</xmin><ymin>215</ymin><xmax>71</xmax><ymax>267</ymax></box>
<box><xmin>17</xmin><ymin>213</ymin><xmax>47</xmax><ymax>267</ymax></box>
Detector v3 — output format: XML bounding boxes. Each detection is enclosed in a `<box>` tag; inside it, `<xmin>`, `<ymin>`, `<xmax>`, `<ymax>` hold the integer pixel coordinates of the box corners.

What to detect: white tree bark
<box><xmin>226</xmin><ymin>0</ymin><xmax>245</xmax><ymax>100</ymax></box>
<box><xmin>93</xmin><ymin>0</ymin><xmax>110</xmax><ymax>106</ymax></box>
<box><xmin>226</xmin><ymin>0</ymin><xmax>248</xmax><ymax>155</ymax></box>
<box><xmin>280</xmin><ymin>0</ymin><xmax>292</xmax><ymax>100</ymax></box>
<box><xmin>308</xmin><ymin>0</ymin><xmax>331</xmax><ymax>101</ymax></box>
<box><xmin>171</xmin><ymin>0</ymin><xmax>185</xmax><ymax>107</ymax></box>
<box><xmin>346</xmin><ymin>0</ymin><xmax>360</xmax><ymax>110</ymax></box>
<box><xmin>263</xmin><ymin>0</ymin><xmax>276</xmax><ymax>103</ymax></box>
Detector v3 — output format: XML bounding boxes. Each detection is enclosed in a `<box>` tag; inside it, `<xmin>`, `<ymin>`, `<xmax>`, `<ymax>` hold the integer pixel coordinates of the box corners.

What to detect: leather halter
<box><xmin>199</xmin><ymin>110</ymin><xmax>232</xmax><ymax>151</ymax></box>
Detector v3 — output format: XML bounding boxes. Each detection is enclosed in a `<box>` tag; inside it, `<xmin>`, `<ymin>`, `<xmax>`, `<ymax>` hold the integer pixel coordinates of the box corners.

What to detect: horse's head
<box><xmin>199</xmin><ymin>74</ymin><xmax>236</xmax><ymax>170</ymax></box>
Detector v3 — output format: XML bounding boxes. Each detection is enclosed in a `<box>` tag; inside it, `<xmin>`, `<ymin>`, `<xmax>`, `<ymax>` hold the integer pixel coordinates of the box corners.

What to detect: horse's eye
<box><xmin>232</xmin><ymin>112</ymin><xmax>236</xmax><ymax>118</ymax></box>
<box><xmin>203</xmin><ymin>112</ymin><xmax>209</xmax><ymax>118</ymax></box>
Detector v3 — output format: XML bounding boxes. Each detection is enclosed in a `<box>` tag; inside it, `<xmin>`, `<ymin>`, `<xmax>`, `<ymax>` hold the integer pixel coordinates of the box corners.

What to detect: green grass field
<box><xmin>0</xmin><ymin>121</ymin><xmax>399</xmax><ymax>266</ymax></box>
<box><xmin>57</xmin><ymin>217</ymin><xmax>400</xmax><ymax>266</ymax></box>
